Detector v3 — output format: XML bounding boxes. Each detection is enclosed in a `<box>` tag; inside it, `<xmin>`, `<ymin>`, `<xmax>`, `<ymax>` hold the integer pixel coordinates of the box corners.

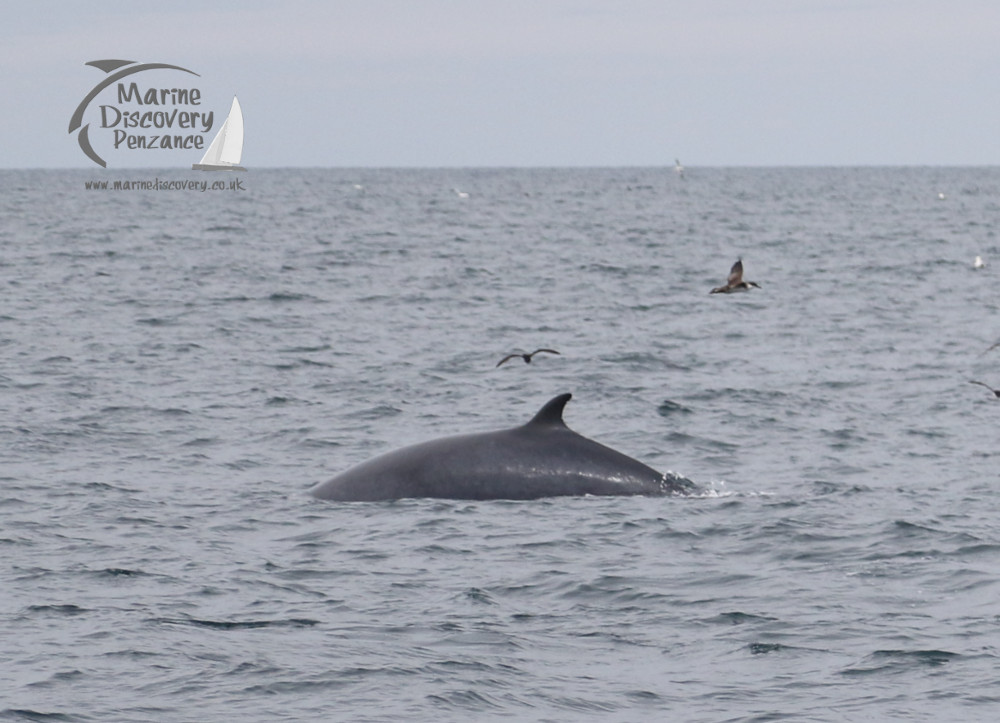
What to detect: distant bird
<box><xmin>496</xmin><ymin>349</ymin><xmax>561</xmax><ymax>367</ymax></box>
<box><xmin>674</xmin><ymin>159</ymin><xmax>685</xmax><ymax>178</ymax></box>
<box><xmin>453</xmin><ymin>188</ymin><xmax>469</xmax><ymax>198</ymax></box>
<box><xmin>974</xmin><ymin>255</ymin><xmax>986</xmax><ymax>269</ymax></box>
<box><xmin>710</xmin><ymin>258</ymin><xmax>760</xmax><ymax>294</ymax></box>
<box><xmin>969</xmin><ymin>380</ymin><xmax>1000</xmax><ymax>398</ymax></box>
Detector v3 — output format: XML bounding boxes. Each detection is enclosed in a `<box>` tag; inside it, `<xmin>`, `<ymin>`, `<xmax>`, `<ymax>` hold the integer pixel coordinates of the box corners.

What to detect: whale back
<box><xmin>310</xmin><ymin>393</ymin><xmax>692</xmax><ymax>501</ymax></box>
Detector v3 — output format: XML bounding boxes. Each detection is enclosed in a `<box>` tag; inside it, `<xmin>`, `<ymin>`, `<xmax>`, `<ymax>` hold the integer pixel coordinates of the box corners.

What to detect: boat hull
<box><xmin>192</xmin><ymin>164</ymin><xmax>246</xmax><ymax>171</ymax></box>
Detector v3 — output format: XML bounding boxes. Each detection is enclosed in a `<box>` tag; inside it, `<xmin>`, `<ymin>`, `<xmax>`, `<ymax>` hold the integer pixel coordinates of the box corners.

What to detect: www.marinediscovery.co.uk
<box><xmin>83</xmin><ymin>177</ymin><xmax>246</xmax><ymax>192</ymax></box>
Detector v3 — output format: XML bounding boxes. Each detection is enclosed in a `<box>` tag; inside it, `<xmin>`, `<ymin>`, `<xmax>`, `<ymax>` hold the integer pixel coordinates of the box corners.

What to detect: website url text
<box><xmin>84</xmin><ymin>178</ymin><xmax>246</xmax><ymax>192</ymax></box>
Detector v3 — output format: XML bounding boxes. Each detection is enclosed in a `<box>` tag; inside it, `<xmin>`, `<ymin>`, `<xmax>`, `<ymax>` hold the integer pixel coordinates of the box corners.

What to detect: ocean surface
<box><xmin>2</xmin><ymin>166</ymin><xmax>1000</xmax><ymax>721</ymax></box>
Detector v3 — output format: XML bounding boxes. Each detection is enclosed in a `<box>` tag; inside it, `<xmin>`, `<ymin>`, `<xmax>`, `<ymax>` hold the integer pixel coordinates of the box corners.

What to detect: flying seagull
<box><xmin>710</xmin><ymin>258</ymin><xmax>760</xmax><ymax>294</ymax></box>
<box><xmin>496</xmin><ymin>349</ymin><xmax>561</xmax><ymax>367</ymax></box>
<box><xmin>969</xmin><ymin>380</ymin><xmax>1000</xmax><ymax>398</ymax></box>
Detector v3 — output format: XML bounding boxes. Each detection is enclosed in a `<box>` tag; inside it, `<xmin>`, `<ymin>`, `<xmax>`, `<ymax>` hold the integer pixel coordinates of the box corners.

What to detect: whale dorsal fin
<box><xmin>526</xmin><ymin>393</ymin><xmax>572</xmax><ymax>428</ymax></box>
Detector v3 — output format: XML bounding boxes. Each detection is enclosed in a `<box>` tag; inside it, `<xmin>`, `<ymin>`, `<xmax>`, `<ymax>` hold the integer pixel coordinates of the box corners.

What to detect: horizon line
<box><xmin>4</xmin><ymin>162</ymin><xmax>1000</xmax><ymax>172</ymax></box>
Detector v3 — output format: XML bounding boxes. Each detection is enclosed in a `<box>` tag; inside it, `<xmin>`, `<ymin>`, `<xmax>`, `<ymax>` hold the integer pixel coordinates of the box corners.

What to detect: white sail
<box><xmin>193</xmin><ymin>96</ymin><xmax>246</xmax><ymax>171</ymax></box>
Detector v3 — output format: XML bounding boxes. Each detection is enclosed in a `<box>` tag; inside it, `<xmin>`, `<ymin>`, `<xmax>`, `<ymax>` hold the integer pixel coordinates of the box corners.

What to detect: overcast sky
<box><xmin>3</xmin><ymin>0</ymin><xmax>999</xmax><ymax>169</ymax></box>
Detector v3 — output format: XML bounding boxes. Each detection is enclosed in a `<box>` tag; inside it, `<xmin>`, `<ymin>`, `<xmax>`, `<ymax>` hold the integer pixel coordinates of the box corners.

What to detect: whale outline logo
<box><xmin>69</xmin><ymin>59</ymin><xmax>200</xmax><ymax>168</ymax></box>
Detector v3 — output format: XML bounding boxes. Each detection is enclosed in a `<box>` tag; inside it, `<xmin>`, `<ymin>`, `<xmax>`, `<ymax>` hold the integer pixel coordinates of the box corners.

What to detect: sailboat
<box><xmin>193</xmin><ymin>96</ymin><xmax>246</xmax><ymax>171</ymax></box>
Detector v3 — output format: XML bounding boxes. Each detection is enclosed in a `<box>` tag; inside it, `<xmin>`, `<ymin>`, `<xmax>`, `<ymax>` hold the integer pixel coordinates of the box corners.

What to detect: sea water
<box><xmin>2</xmin><ymin>167</ymin><xmax>999</xmax><ymax>721</ymax></box>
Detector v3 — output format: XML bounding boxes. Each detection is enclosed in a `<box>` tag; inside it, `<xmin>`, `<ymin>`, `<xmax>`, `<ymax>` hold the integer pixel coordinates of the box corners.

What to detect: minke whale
<box><xmin>310</xmin><ymin>393</ymin><xmax>695</xmax><ymax>502</ymax></box>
